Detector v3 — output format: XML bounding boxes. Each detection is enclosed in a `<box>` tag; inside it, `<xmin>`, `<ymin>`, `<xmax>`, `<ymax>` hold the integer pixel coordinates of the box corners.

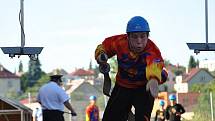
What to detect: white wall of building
<box><xmin>199</xmin><ymin>60</ymin><xmax>215</xmax><ymax>72</ymax></box>
<box><xmin>0</xmin><ymin>78</ymin><xmax>21</xmax><ymax>96</ymax></box>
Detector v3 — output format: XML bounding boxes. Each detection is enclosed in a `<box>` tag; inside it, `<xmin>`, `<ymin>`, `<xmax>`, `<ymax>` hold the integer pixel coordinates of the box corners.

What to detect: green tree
<box><xmin>18</xmin><ymin>74</ymin><xmax>49</xmax><ymax>100</ymax></box>
<box><xmin>188</xmin><ymin>55</ymin><xmax>197</xmax><ymax>70</ymax></box>
<box><xmin>27</xmin><ymin>59</ymin><xmax>42</xmax><ymax>86</ymax></box>
<box><xmin>196</xmin><ymin>59</ymin><xmax>199</xmax><ymax>68</ymax></box>
<box><xmin>20</xmin><ymin>73</ymin><xmax>28</xmax><ymax>92</ymax></box>
<box><xmin>190</xmin><ymin>83</ymin><xmax>204</xmax><ymax>92</ymax></box>
<box><xmin>190</xmin><ymin>81</ymin><xmax>215</xmax><ymax>121</ymax></box>
<box><xmin>89</xmin><ymin>59</ymin><xmax>93</xmax><ymax>70</ymax></box>
<box><xmin>18</xmin><ymin>61</ymin><xmax>23</xmax><ymax>73</ymax></box>
<box><xmin>174</xmin><ymin>67</ymin><xmax>186</xmax><ymax>76</ymax></box>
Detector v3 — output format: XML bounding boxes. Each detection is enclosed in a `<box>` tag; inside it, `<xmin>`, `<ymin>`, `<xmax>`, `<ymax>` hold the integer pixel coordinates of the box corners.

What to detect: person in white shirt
<box><xmin>37</xmin><ymin>75</ymin><xmax>77</xmax><ymax>121</ymax></box>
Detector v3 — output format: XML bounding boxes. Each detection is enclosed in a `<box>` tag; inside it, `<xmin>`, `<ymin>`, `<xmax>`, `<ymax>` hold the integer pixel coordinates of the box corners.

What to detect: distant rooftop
<box><xmin>70</xmin><ymin>68</ymin><xmax>94</xmax><ymax>76</ymax></box>
<box><xmin>0</xmin><ymin>64</ymin><xmax>19</xmax><ymax>78</ymax></box>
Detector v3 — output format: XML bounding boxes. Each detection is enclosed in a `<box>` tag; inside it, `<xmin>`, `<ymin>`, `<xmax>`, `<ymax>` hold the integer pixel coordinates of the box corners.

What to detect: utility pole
<box><xmin>210</xmin><ymin>92</ymin><xmax>214</xmax><ymax>121</ymax></box>
<box><xmin>1</xmin><ymin>0</ymin><xmax>43</xmax><ymax>60</ymax></box>
<box><xmin>187</xmin><ymin>0</ymin><xmax>215</xmax><ymax>54</ymax></box>
<box><xmin>20</xmin><ymin>0</ymin><xmax>25</xmax><ymax>47</ymax></box>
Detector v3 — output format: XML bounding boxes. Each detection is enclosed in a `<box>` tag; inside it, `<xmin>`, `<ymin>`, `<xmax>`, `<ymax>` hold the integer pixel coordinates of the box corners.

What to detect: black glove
<box><xmin>71</xmin><ymin>112</ymin><xmax>77</xmax><ymax>116</ymax></box>
<box><xmin>99</xmin><ymin>63</ymin><xmax>110</xmax><ymax>74</ymax></box>
<box><xmin>97</xmin><ymin>53</ymin><xmax>108</xmax><ymax>64</ymax></box>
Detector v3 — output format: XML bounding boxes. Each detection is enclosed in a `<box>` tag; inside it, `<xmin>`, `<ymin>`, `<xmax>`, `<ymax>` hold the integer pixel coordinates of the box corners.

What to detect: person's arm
<box><xmin>145</xmin><ymin>41</ymin><xmax>168</xmax><ymax>97</ymax></box>
<box><xmin>95</xmin><ymin>35</ymin><xmax>125</xmax><ymax>63</ymax></box>
<box><xmin>165</xmin><ymin>106</ymin><xmax>170</xmax><ymax>120</ymax></box>
<box><xmin>85</xmin><ymin>106</ymin><xmax>90</xmax><ymax>121</ymax></box>
<box><xmin>97</xmin><ymin>106</ymin><xmax>99</xmax><ymax>120</ymax></box>
<box><xmin>179</xmin><ymin>104</ymin><xmax>185</xmax><ymax>114</ymax></box>
<box><xmin>64</xmin><ymin>100</ymin><xmax>76</xmax><ymax>115</ymax></box>
<box><xmin>145</xmin><ymin>40</ymin><xmax>168</xmax><ymax>84</ymax></box>
<box><xmin>146</xmin><ymin>55</ymin><xmax>165</xmax><ymax>83</ymax></box>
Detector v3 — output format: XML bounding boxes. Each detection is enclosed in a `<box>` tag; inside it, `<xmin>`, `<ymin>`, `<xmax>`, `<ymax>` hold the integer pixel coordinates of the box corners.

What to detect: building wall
<box><xmin>189</xmin><ymin>70</ymin><xmax>214</xmax><ymax>87</ymax></box>
<box><xmin>178</xmin><ymin>92</ymin><xmax>200</xmax><ymax>112</ymax></box>
<box><xmin>199</xmin><ymin>60</ymin><xmax>215</xmax><ymax>72</ymax></box>
<box><xmin>0</xmin><ymin>78</ymin><xmax>21</xmax><ymax>96</ymax></box>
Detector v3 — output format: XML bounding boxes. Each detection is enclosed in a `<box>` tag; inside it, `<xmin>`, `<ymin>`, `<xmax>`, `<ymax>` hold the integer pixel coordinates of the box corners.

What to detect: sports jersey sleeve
<box><xmin>145</xmin><ymin>40</ymin><xmax>168</xmax><ymax>84</ymax></box>
<box><xmin>85</xmin><ymin>106</ymin><xmax>91</xmax><ymax>121</ymax></box>
<box><xmin>95</xmin><ymin>35</ymin><xmax>123</xmax><ymax>61</ymax></box>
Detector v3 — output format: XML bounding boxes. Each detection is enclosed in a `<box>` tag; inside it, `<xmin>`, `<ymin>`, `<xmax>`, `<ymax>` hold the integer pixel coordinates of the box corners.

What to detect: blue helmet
<box><xmin>89</xmin><ymin>96</ymin><xmax>97</xmax><ymax>101</ymax></box>
<box><xmin>126</xmin><ymin>16</ymin><xmax>150</xmax><ymax>33</ymax></box>
<box><xmin>169</xmin><ymin>94</ymin><xmax>176</xmax><ymax>100</ymax></box>
<box><xmin>159</xmin><ymin>100</ymin><xmax>165</xmax><ymax>106</ymax></box>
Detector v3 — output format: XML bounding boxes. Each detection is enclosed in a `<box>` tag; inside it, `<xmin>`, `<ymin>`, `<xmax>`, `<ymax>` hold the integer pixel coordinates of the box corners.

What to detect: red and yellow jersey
<box><xmin>95</xmin><ymin>34</ymin><xmax>168</xmax><ymax>88</ymax></box>
<box><xmin>85</xmin><ymin>104</ymin><xmax>99</xmax><ymax>121</ymax></box>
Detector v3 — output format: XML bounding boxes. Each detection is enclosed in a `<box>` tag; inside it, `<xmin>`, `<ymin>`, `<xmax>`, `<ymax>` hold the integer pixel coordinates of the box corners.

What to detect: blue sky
<box><xmin>0</xmin><ymin>0</ymin><xmax>215</xmax><ymax>73</ymax></box>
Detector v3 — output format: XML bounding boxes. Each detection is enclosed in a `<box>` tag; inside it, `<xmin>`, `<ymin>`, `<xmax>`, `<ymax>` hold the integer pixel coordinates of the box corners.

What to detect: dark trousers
<box><xmin>102</xmin><ymin>84</ymin><xmax>155</xmax><ymax>121</ymax></box>
<box><xmin>42</xmin><ymin>110</ymin><xmax>64</xmax><ymax>121</ymax></box>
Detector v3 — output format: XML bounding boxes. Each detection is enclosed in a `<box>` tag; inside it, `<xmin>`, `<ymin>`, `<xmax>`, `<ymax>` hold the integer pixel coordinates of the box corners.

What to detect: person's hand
<box><xmin>99</xmin><ymin>63</ymin><xmax>110</xmax><ymax>74</ymax></box>
<box><xmin>176</xmin><ymin>112</ymin><xmax>181</xmax><ymax>116</ymax></box>
<box><xmin>97</xmin><ymin>53</ymin><xmax>108</xmax><ymax>64</ymax></box>
<box><xmin>146</xmin><ymin>79</ymin><xmax>159</xmax><ymax>98</ymax></box>
<box><xmin>71</xmin><ymin>111</ymin><xmax>77</xmax><ymax>116</ymax></box>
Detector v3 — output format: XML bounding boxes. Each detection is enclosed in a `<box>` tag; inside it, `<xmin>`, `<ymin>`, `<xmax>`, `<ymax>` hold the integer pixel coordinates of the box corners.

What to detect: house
<box><xmin>199</xmin><ymin>59</ymin><xmax>215</xmax><ymax>72</ymax></box>
<box><xmin>172</xmin><ymin>68</ymin><xmax>214</xmax><ymax>113</ymax></box>
<box><xmin>70</xmin><ymin>68</ymin><xmax>94</xmax><ymax>79</ymax></box>
<box><xmin>0</xmin><ymin>96</ymin><xmax>32</xmax><ymax>121</ymax></box>
<box><xmin>67</xmin><ymin>81</ymin><xmax>103</xmax><ymax>121</ymax></box>
<box><xmin>0</xmin><ymin>64</ymin><xmax>21</xmax><ymax>97</ymax></box>
<box><xmin>67</xmin><ymin>68</ymin><xmax>95</xmax><ymax>84</ymax></box>
<box><xmin>174</xmin><ymin>68</ymin><xmax>214</xmax><ymax>92</ymax></box>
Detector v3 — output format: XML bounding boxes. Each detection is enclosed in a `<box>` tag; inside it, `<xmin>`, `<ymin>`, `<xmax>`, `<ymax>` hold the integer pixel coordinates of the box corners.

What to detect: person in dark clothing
<box><xmin>165</xmin><ymin>94</ymin><xmax>185</xmax><ymax>121</ymax></box>
<box><xmin>154</xmin><ymin>100</ymin><xmax>166</xmax><ymax>121</ymax></box>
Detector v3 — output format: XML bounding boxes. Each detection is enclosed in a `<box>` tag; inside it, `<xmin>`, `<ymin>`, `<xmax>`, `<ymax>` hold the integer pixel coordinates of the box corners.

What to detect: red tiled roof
<box><xmin>19</xmin><ymin>98</ymin><xmax>29</xmax><ymax>104</ymax></box>
<box><xmin>70</xmin><ymin>69</ymin><xmax>94</xmax><ymax>76</ymax></box>
<box><xmin>0</xmin><ymin>65</ymin><xmax>19</xmax><ymax>78</ymax></box>
<box><xmin>20</xmin><ymin>97</ymin><xmax>37</xmax><ymax>104</ymax></box>
<box><xmin>182</xmin><ymin>68</ymin><xmax>214</xmax><ymax>83</ymax></box>
<box><xmin>182</xmin><ymin>68</ymin><xmax>199</xmax><ymax>82</ymax></box>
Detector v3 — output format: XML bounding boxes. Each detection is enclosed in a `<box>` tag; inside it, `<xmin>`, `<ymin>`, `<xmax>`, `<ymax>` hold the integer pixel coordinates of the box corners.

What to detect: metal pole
<box><xmin>205</xmin><ymin>0</ymin><xmax>208</xmax><ymax>45</ymax></box>
<box><xmin>176</xmin><ymin>92</ymin><xmax>179</xmax><ymax>103</ymax></box>
<box><xmin>28</xmin><ymin>92</ymin><xmax>31</xmax><ymax>104</ymax></box>
<box><xmin>20</xmin><ymin>0</ymin><xmax>25</xmax><ymax>47</ymax></box>
<box><xmin>21</xmin><ymin>110</ymin><xmax>23</xmax><ymax>121</ymax></box>
<box><xmin>69</xmin><ymin>95</ymin><xmax>72</xmax><ymax>121</ymax></box>
<box><xmin>210</xmin><ymin>92</ymin><xmax>214</xmax><ymax>121</ymax></box>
